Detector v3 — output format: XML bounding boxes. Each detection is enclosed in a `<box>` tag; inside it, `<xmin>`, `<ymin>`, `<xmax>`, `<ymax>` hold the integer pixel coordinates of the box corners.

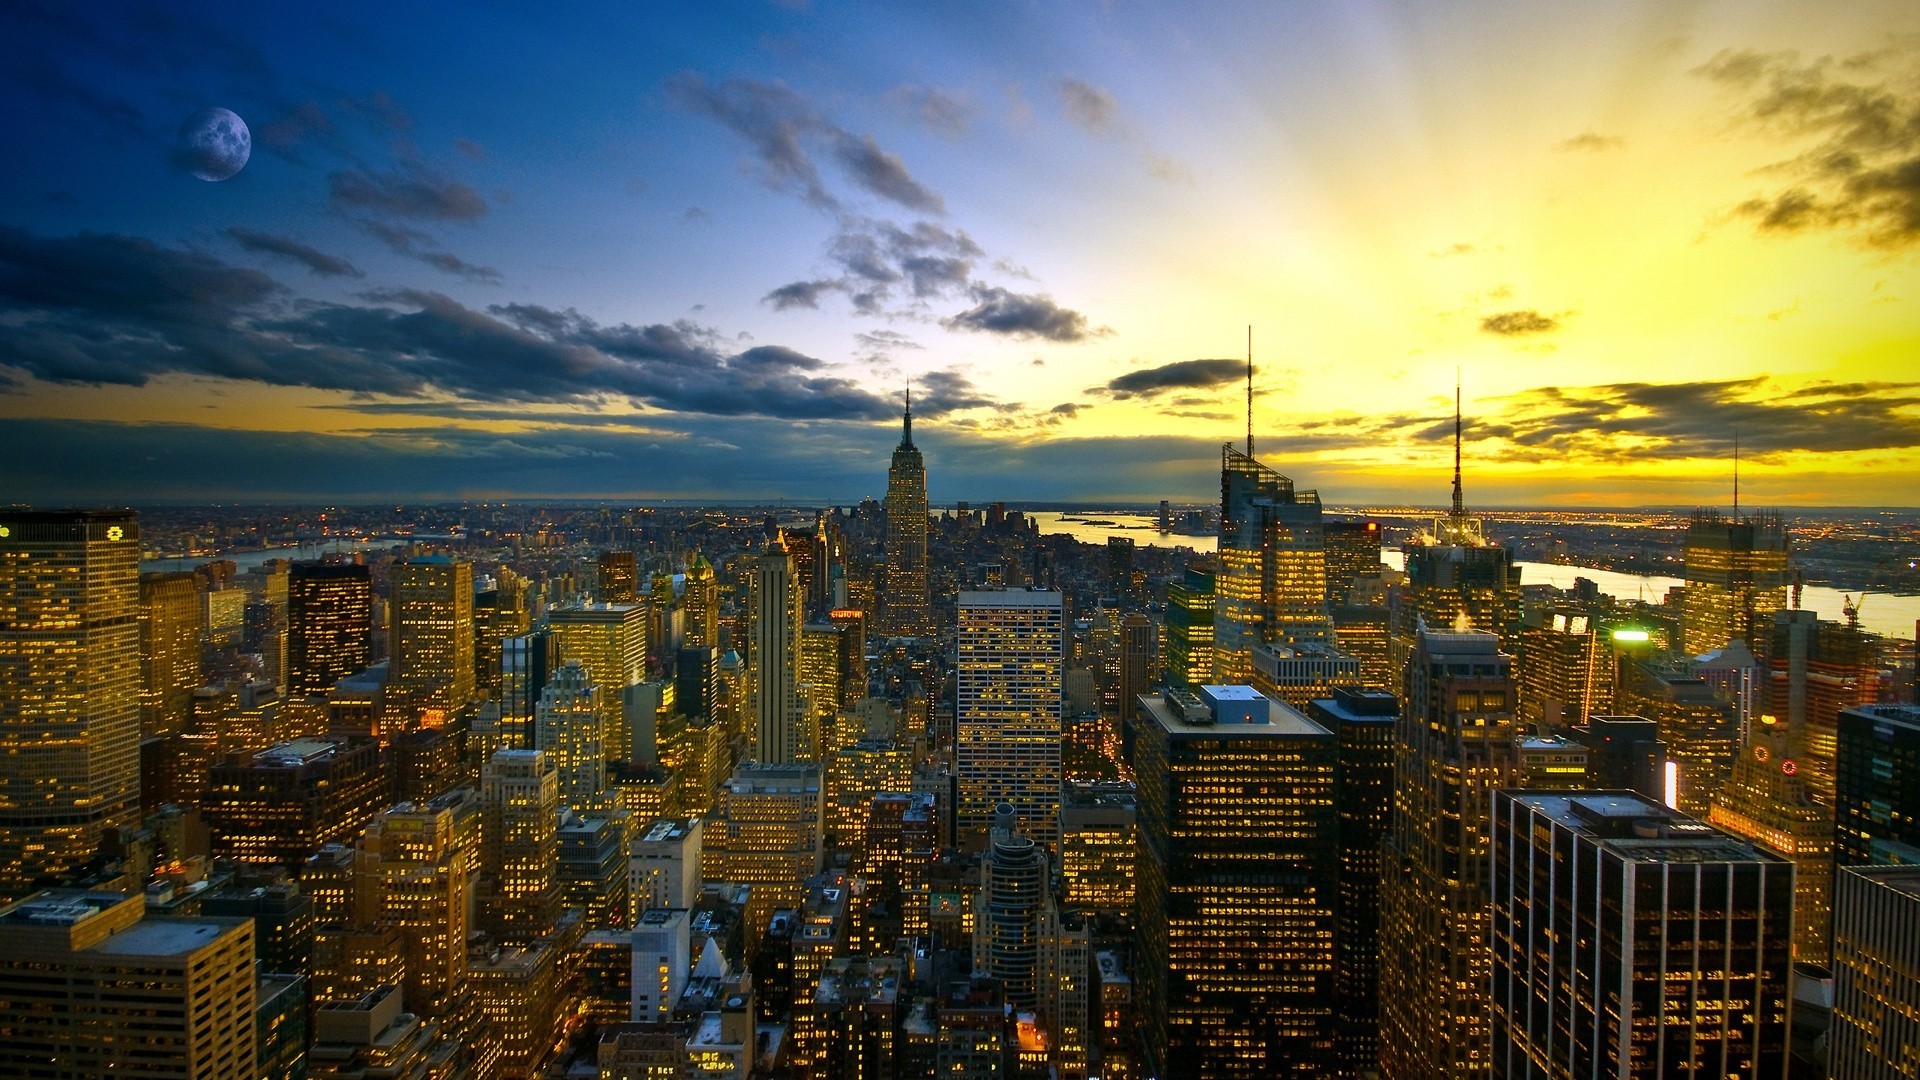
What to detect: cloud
<box><xmin>1480</xmin><ymin>309</ymin><xmax>1560</xmax><ymax>336</ymax></box>
<box><xmin>886</xmin><ymin>84</ymin><xmax>973</xmax><ymax>138</ymax></box>
<box><xmin>763</xmin><ymin>279</ymin><xmax>841</xmax><ymax>310</ymax></box>
<box><xmin>1430</xmin><ymin>242</ymin><xmax>1480</xmax><ymax>258</ymax></box>
<box><xmin>942</xmin><ymin>286</ymin><xmax>1106</xmax><ymax>342</ymax></box>
<box><xmin>224</xmin><ymin>228</ymin><xmax>362</xmax><ymax>278</ymax></box>
<box><xmin>1059</xmin><ymin>80</ymin><xmax>1119</xmax><ymax>136</ymax></box>
<box><xmin>329</xmin><ymin>164</ymin><xmax>489</xmax><ymax>222</ymax></box>
<box><xmin>361</xmin><ymin>221</ymin><xmax>500</xmax><ymax>282</ymax></box>
<box><xmin>0</xmin><ymin>226</ymin><xmax>996</xmax><ymax>421</ymax></box>
<box><xmin>668</xmin><ymin>73</ymin><xmax>945</xmax><ymax>213</ymax></box>
<box><xmin>256</xmin><ymin>101</ymin><xmax>337</xmax><ymax>162</ymax></box>
<box><xmin>1695</xmin><ymin>42</ymin><xmax>1920</xmax><ymax>249</ymax></box>
<box><xmin>1558</xmin><ymin>131</ymin><xmax>1625</xmax><ymax>151</ymax></box>
<box><xmin>453</xmin><ymin>138</ymin><xmax>486</xmax><ymax>161</ymax></box>
<box><xmin>1099</xmin><ymin>358</ymin><xmax>1244</xmax><ymax>399</ymax></box>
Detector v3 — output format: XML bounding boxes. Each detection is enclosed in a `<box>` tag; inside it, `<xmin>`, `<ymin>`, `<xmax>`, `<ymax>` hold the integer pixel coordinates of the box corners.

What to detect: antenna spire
<box><xmin>902</xmin><ymin>382</ymin><xmax>914</xmax><ymax>448</ymax></box>
<box><xmin>1451</xmin><ymin>372</ymin><xmax>1465</xmax><ymax>515</ymax></box>
<box><xmin>1245</xmin><ymin>325</ymin><xmax>1254</xmax><ymax>458</ymax></box>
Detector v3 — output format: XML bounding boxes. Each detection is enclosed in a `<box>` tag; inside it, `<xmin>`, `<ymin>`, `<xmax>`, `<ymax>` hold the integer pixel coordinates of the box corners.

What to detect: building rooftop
<box><xmin>88</xmin><ymin>915</ymin><xmax>249</xmax><ymax>957</ymax></box>
<box><xmin>957</xmin><ymin>589</ymin><xmax>1062</xmax><ymax>607</ymax></box>
<box><xmin>1138</xmin><ymin>688</ymin><xmax>1332</xmax><ymax>740</ymax></box>
<box><xmin>1841</xmin><ymin>865</ymin><xmax>1920</xmax><ymax>901</ymax></box>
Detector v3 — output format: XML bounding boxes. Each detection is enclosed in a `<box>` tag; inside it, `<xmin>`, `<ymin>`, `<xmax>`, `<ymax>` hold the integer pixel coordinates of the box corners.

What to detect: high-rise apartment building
<box><xmin>956</xmin><ymin>590</ymin><xmax>1064</xmax><ymax>843</ymax></box>
<box><xmin>480</xmin><ymin>749</ymin><xmax>561</xmax><ymax>945</ymax></box>
<box><xmin>1836</xmin><ymin>704</ymin><xmax>1920</xmax><ymax>866</ymax></box>
<box><xmin>1491</xmin><ymin>791</ymin><xmax>1793</xmax><ymax>1079</ymax></box>
<box><xmin>549</xmin><ymin>601</ymin><xmax>647</xmax><ymax>761</ymax></box>
<box><xmin>138</xmin><ymin>570</ymin><xmax>201</xmax><ymax>738</ymax></box>
<box><xmin>1215</xmin><ymin>446</ymin><xmax>1329</xmax><ymax>684</ymax></box>
<box><xmin>1681</xmin><ymin>509</ymin><xmax>1789</xmax><ymax>657</ymax></box>
<box><xmin>535</xmin><ymin>660</ymin><xmax>606</xmax><ymax>809</ymax></box>
<box><xmin>0</xmin><ymin>510</ymin><xmax>142</xmax><ymax>902</ymax></box>
<box><xmin>1379</xmin><ymin>626</ymin><xmax>1521</xmax><ymax>1080</ymax></box>
<box><xmin>977</xmin><ymin>813</ymin><xmax>1047</xmax><ymax>1010</ymax></box>
<box><xmin>881</xmin><ymin>394</ymin><xmax>933</xmax><ymax>639</ymax></box>
<box><xmin>287</xmin><ymin>562</ymin><xmax>372</xmax><ymax>698</ymax></box>
<box><xmin>1163</xmin><ymin>566</ymin><xmax>1215</xmax><ymax>688</ymax></box>
<box><xmin>387</xmin><ymin>556</ymin><xmax>475</xmax><ymax>728</ymax></box>
<box><xmin>751</xmin><ymin>535</ymin><xmax>807</xmax><ymax>764</ymax></box>
<box><xmin>0</xmin><ymin>889</ymin><xmax>258</xmax><ymax>1079</ymax></box>
<box><xmin>1830</xmin><ymin>865</ymin><xmax>1920</xmax><ymax>1079</ymax></box>
<box><xmin>1133</xmin><ymin>685</ymin><xmax>1339</xmax><ymax>1077</ymax></box>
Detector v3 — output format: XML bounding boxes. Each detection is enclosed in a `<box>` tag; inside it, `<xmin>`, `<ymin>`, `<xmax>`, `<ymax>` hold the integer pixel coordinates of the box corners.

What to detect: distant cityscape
<box><xmin>2</xmin><ymin>392</ymin><xmax>1918</xmax><ymax>1080</ymax></box>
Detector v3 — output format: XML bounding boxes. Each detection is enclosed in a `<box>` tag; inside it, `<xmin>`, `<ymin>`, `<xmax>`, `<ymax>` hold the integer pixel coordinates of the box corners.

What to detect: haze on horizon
<box><xmin>2</xmin><ymin>1</ymin><xmax>1918</xmax><ymax>508</ymax></box>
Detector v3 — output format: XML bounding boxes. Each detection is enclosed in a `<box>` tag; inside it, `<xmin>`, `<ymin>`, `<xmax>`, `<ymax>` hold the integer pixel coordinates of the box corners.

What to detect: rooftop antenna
<box><xmin>903</xmin><ymin>381</ymin><xmax>913</xmax><ymax>447</ymax></box>
<box><xmin>1451</xmin><ymin>371</ymin><xmax>1465</xmax><ymax>516</ymax></box>
<box><xmin>1245</xmin><ymin>324</ymin><xmax>1254</xmax><ymax>458</ymax></box>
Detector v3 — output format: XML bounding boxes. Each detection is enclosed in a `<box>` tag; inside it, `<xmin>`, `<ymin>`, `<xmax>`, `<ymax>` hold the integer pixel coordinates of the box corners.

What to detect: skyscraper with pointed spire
<box><xmin>1390</xmin><ymin>383</ymin><xmax>1521</xmax><ymax>673</ymax></box>
<box><xmin>881</xmin><ymin>388</ymin><xmax>932</xmax><ymax>640</ymax></box>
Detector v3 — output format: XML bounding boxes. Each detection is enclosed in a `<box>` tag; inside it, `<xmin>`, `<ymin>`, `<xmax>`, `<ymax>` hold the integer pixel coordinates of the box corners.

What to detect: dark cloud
<box><xmin>1558</xmin><ymin>131</ymin><xmax>1625</xmax><ymax>151</ymax></box>
<box><xmin>1060</xmin><ymin>80</ymin><xmax>1119</xmax><ymax>136</ymax></box>
<box><xmin>763</xmin><ymin>279</ymin><xmax>841</xmax><ymax>310</ymax></box>
<box><xmin>452</xmin><ymin>138</ymin><xmax>486</xmax><ymax>161</ymax></box>
<box><xmin>361</xmin><ymin>221</ymin><xmax>500</xmax><ymax>282</ymax></box>
<box><xmin>1100</xmin><ymin>358</ymin><xmax>1244</xmax><ymax>399</ymax></box>
<box><xmin>256</xmin><ymin>101</ymin><xmax>337</xmax><ymax>162</ymax></box>
<box><xmin>943</xmin><ymin>286</ymin><xmax>1105</xmax><ymax>342</ymax></box>
<box><xmin>342</xmin><ymin>91</ymin><xmax>412</xmax><ymax>133</ymax></box>
<box><xmin>1480</xmin><ymin>309</ymin><xmax>1559</xmax><ymax>336</ymax></box>
<box><xmin>225</xmin><ymin>228</ymin><xmax>362</xmax><ymax>278</ymax></box>
<box><xmin>886</xmin><ymin>84</ymin><xmax>973</xmax><ymax>138</ymax></box>
<box><xmin>668</xmin><ymin>73</ymin><xmax>945</xmax><ymax>213</ymax></box>
<box><xmin>330</xmin><ymin>164</ymin><xmax>489</xmax><ymax>222</ymax></box>
<box><xmin>1696</xmin><ymin>43</ymin><xmax>1920</xmax><ymax>248</ymax></box>
<box><xmin>0</xmin><ymin>227</ymin><xmax>993</xmax><ymax>421</ymax></box>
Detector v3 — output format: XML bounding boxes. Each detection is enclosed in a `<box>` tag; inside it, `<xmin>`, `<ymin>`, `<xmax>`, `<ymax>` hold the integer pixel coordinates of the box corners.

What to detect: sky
<box><xmin>2</xmin><ymin>1</ymin><xmax>1918</xmax><ymax>508</ymax></box>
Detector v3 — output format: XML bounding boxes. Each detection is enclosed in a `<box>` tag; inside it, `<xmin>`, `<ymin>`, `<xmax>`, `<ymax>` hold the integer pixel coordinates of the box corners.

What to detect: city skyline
<box><xmin>3</xmin><ymin>3</ymin><xmax>1919</xmax><ymax>506</ymax></box>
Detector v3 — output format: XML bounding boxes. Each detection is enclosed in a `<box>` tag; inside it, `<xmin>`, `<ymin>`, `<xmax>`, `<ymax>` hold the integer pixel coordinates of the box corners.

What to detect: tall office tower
<box><xmin>1392</xmin><ymin>479</ymin><xmax>1520</xmax><ymax>678</ymax></box>
<box><xmin>1837</xmin><ymin>704</ymin><xmax>1920</xmax><ymax>866</ymax></box>
<box><xmin>287</xmin><ymin>562</ymin><xmax>372</xmax><ymax>698</ymax></box>
<box><xmin>1569</xmin><ymin>714</ymin><xmax>1665</xmax><ymax>799</ymax></box>
<box><xmin>750</xmin><ymin>536</ymin><xmax>807</xmax><ymax>764</ymax></box>
<box><xmin>630</xmin><ymin>817</ymin><xmax>703</xmax><ymax>915</ymax></box>
<box><xmin>0</xmin><ymin>890</ymin><xmax>258</xmax><ymax>1079</ymax></box>
<box><xmin>1307</xmin><ymin>686</ymin><xmax>1398</xmax><ymax>1075</ymax></box>
<box><xmin>1215</xmin><ymin>445</ymin><xmax>1330</xmax><ymax>684</ymax></box>
<box><xmin>359</xmin><ymin>799</ymin><xmax>473</xmax><ymax>1025</ymax></box>
<box><xmin>598</xmin><ymin>550</ymin><xmax>639</xmax><ymax>604</ymax></box>
<box><xmin>1107</xmin><ymin>535</ymin><xmax>1138</xmax><ymax>601</ymax></box>
<box><xmin>1379</xmin><ymin>626</ymin><xmax>1520</xmax><ymax>1080</ymax></box>
<box><xmin>138</xmin><ymin>571</ymin><xmax>201</xmax><ymax>738</ymax></box>
<box><xmin>500</xmin><ymin>630</ymin><xmax>556</xmax><ymax>749</ymax></box>
<box><xmin>787</xmin><ymin>524</ymin><xmax>821</xmax><ymax>616</ymax></box>
<box><xmin>1709</xmin><ymin>713</ymin><xmax>1834</xmax><ymax>962</ymax></box>
<box><xmin>1118</xmin><ymin>613</ymin><xmax>1156</xmax><ymax>707</ymax></box>
<box><xmin>824</xmin><ymin>737</ymin><xmax>911</xmax><ymax>846</ymax></box>
<box><xmin>683</xmin><ymin>553</ymin><xmax>719</xmax><ymax>648</ymax></box>
<box><xmin>1059</xmin><ymin>784</ymin><xmax>1137</xmax><ymax>915</ymax></box>
<box><xmin>1134</xmin><ymin>685</ymin><xmax>1339</xmax><ymax>1077</ymax></box>
<box><xmin>549</xmin><ymin>601</ymin><xmax>647</xmax><ymax>760</ymax></box>
<box><xmin>557</xmin><ymin>809</ymin><xmax>629</xmax><ymax>926</ymax></box>
<box><xmin>1681</xmin><ymin>508</ymin><xmax>1789</xmax><ymax>656</ymax></box>
<box><xmin>1618</xmin><ymin>662</ymin><xmax>1741</xmax><ymax>817</ymax></box>
<box><xmin>387</xmin><ymin>556</ymin><xmax>474</xmax><ymax>729</ymax></box>
<box><xmin>472</xmin><ymin>572</ymin><xmax>529</xmax><ymax>696</ymax></box>
<box><xmin>956</xmin><ymin>590</ymin><xmax>1065</xmax><ymax>843</ymax></box>
<box><xmin>1518</xmin><ymin>611</ymin><xmax>1616</xmax><ymax>730</ymax></box>
<box><xmin>1323</xmin><ymin>519</ymin><xmax>1383</xmax><ymax>605</ymax></box>
<box><xmin>480</xmin><ymin>749</ymin><xmax>561</xmax><ymax>944</ymax></box>
<box><xmin>0</xmin><ymin>510</ymin><xmax>141</xmax><ymax>902</ymax></box>
<box><xmin>1491</xmin><ymin>791</ymin><xmax>1794</xmax><ymax>1080</ymax></box>
<box><xmin>1332</xmin><ymin>604</ymin><xmax>1394</xmax><ymax>689</ymax></box>
<box><xmin>881</xmin><ymin>393</ymin><xmax>933</xmax><ymax>639</ymax></box>
<box><xmin>810</xmin><ymin>512</ymin><xmax>838</xmax><ymax>616</ymax></box>
<box><xmin>677</xmin><ymin>644</ymin><xmax>722</xmax><ymax>722</ymax></box>
<box><xmin>534</xmin><ymin>660</ymin><xmax>606</xmax><ymax>809</ymax></box>
<box><xmin>1164</xmin><ymin>566</ymin><xmax>1215</xmax><ymax>688</ymax></box>
<box><xmin>799</xmin><ymin>621</ymin><xmax>848</xmax><ymax>746</ymax></box>
<box><xmin>976</xmin><ymin>809</ymin><xmax>1047</xmax><ymax>1009</ymax></box>
<box><xmin>204</xmin><ymin>738</ymin><xmax>389</xmax><ymax>867</ymax></box>
<box><xmin>1250</xmin><ymin>640</ymin><xmax>1363</xmax><ymax>709</ymax></box>
<box><xmin>1766</xmin><ymin>609</ymin><xmax>1878</xmax><ymax>809</ymax></box>
<box><xmin>1830</xmin><ymin>865</ymin><xmax>1920</xmax><ymax>1078</ymax></box>
<box><xmin>709</xmin><ymin>763</ymin><xmax>822</xmax><ymax>932</ymax></box>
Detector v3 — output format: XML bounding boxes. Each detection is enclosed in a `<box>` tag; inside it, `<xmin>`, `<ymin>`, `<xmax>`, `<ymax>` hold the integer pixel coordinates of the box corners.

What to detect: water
<box><xmin>142</xmin><ymin>539</ymin><xmax>411</xmax><ymax>575</ymax></box>
<box><xmin>1030</xmin><ymin>513</ymin><xmax>1916</xmax><ymax>640</ymax></box>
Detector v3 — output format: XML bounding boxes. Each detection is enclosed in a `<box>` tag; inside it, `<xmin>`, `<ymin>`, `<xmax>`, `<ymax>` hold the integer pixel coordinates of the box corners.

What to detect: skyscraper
<box><xmin>682</xmin><ymin>553</ymin><xmax>719</xmax><ymax>649</ymax></box>
<box><xmin>0</xmin><ymin>510</ymin><xmax>142</xmax><ymax>903</ymax></box>
<box><xmin>708</xmin><ymin>762</ymin><xmax>823</xmax><ymax>932</ymax></box>
<box><xmin>1379</xmin><ymin>626</ymin><xmax>1520</xmax><ymax>1080</ymax></box>
<box><xmin>1322</xmin><ymin>519</ymin><xmax>1383</xmax><ymax>605</ymax></box>
<box><xmin>751</xmin><ymin>535</ymin><xmax>806</xmax><ymax>764</ymax></box>
<box><xmin>549</xmin><ymin>602</ymin><xmax>647</xmax><ymax>762</ymax></box>
<box><xmin>956</xmin><ymin>590</ymin><xmax>1064</xmax><ymax>843</ymax></box>
<box><xmin>1215</xmin><ymin>445</ymin><xmax>1329</xmax><ymax>684</ymax></box>
<box><xmin>387</xmin><ymin>556</ymin><xmax>475</xmax><ymax>728</ymax></box>
<box><xmin>481</xmin><ymin>749</ymin><xmax>561</xmax><ymax>945</ymax></box>
<box><xmin>1163</xmin><ymin>566</ymin><xmax>1215</xmax><ymax>688</ymax></box>
<box><xmin>1709</xmin><ymin>712</ymin><xmax>1834</xmax><ymax>962</ymax></box>
<box><xmin>138</xmin><ymin>571</ymin><xmax>201</xmax><ymax>738</ymax></box>
<box><xmin>1830</xmin><ymin>865</ymin><xmax>1920</xmax><ymax>1079</ymax></box>
<box><xmin>881</xmin><ymin>392</ymin><xmax>932</xmax><ymax>639</ymax></box>
<box><xmin>1517</xmin><ymin>611</ymin><xmax>1616</xmax><ymax>730</ymax></box>
<box><xmin>360</xmin><ymin>795</ymin><xmax>474</xmax><ymax>1028</ymax></box>
<box><xmin>1680</xmin><ymin>509</ymin><xmax>1789</xmax><ymax>657</ymax></box>
<box><xmin>287</xmin><ymin>561</ymin><xmax>372</xmax><ymax>699</ymax></box>
<box><xmin>1836</xmin><ymin>704</ymin><xmax>1920</xmax><ymax>866</ymax></box>
<box><xmin>1134</xmin><ymin>685</ymin><xmax>1339</xmax><ymax>1076</ymax></box>
<box><xmin>1491</xmin><ymin>791</ymin><xmax>1793</xmax><ymax>1080</ymax></box>
<box><xmin>535</xmin><ymin>660</ymin><xmax>606</xmax><ymax>810</ymax></box>
<box><xmin>1766</xmin><ymin>608</ymin><xmax>1878</xmax><ymax>809</ymax></box>
<box><xmin>598</xmin><ymin>550</ymin><xmax>639</xmax><ymax>604</ymax></box>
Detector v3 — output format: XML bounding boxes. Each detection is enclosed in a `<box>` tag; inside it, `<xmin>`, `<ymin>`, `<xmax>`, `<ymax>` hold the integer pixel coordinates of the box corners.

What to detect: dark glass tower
<box><xmin>287</xmin><ymin>561</ymin><xmax>373</xmax><ymax>699</ymax></box>
<box><xmin>880</xmin><ymin>391</ymin><xmax>932</xmax><ymax>639</ymax></box>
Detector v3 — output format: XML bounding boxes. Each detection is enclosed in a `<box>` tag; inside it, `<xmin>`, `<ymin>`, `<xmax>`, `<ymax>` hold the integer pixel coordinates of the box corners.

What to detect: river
<box><xmin>1029</xmin><ymin>512</ymin><xmax>1918</xmax><ymax>640</ymax></box>
<box><xmin>141</xmin><ymin>538</ymin><xmax>414</xmax><ymax>574</ymax></box>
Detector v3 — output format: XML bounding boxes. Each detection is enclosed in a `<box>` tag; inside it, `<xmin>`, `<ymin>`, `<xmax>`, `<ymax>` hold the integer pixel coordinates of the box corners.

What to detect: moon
<box><xmin>178</xmin><ymin>107</ymin><xmax>250</xmax><ymax>182</ymax></box>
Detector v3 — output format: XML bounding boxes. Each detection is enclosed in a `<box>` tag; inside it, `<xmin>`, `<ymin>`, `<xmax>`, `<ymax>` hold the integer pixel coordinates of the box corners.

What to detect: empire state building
<box><xmin>881</xmin><ymin>391</ymin><xmax>932</xmax><ymax>638</ymax></box>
